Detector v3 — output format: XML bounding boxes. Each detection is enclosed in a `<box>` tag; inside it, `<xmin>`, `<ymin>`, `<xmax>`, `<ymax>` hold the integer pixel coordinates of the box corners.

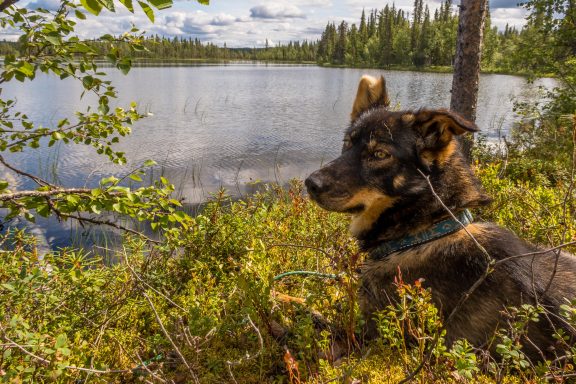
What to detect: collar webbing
<box><xmin>369</xmin><ymin>209</ymin><xmax>474</xmax><ymax>260</ymax></box>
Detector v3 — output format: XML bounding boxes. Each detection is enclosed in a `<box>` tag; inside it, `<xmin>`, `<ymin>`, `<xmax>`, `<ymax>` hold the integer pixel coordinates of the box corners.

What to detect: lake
<box><xmin>1</xmin><ymin>63</ymin><xmax>557</xmax><ymax>249</ymax></box>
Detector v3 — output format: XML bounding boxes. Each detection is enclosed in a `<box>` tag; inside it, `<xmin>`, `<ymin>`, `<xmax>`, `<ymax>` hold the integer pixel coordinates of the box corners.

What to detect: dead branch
<box><xmin>46</xmin><ymin>202</ymin><xmax>160</xmax><ymax>244</ymax></box>
<box><xmin>226</xmin><ymin>315</ymin><xmax>264</xmax><ymax>384</ymax></box>
<box><xmin>123</xmin><ymin>247</ymin><xmax>186</xmax><ymax>311</ymax></box>
<box><xmin>142</xmin><ymin>290</ymin><xmax>200</xmax><ymax>384</ymax></box>
<box><xmin>0</xmin><ymin>155</ymin><xmax>55</xmax><ymax>188</ymax></box>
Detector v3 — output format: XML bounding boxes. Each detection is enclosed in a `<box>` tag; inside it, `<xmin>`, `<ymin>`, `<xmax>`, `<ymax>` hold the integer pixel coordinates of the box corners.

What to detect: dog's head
<box><xmin>306</xmin><ymin>75</ymin><xmax>489</xmax><ymax>240</ymax></box>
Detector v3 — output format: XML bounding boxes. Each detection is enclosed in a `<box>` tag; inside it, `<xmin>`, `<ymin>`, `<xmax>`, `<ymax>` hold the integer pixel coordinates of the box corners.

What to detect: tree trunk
<box><xmin>450</xmin><ymin>0</ymin><xmax>489</xmax><ymax>162</ymax></box>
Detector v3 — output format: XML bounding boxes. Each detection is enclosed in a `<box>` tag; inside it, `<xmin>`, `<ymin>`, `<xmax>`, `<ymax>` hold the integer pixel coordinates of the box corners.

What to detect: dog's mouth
<box><xmin>344</xmin><ymin>204</ymin><xmax>365</xmax><ymax>214</ymax></box>
<box><xmin>312</xmin><ymin>195</ymin><xmax>365</xmax><ymax>214</ymax></box>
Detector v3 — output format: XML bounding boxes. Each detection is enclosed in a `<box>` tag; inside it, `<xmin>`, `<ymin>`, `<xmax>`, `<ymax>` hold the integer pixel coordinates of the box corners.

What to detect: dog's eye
<box><xmin>373</xmin><ymin>150</ymin><xmax>390</xmax><ymax>160</ymax></box>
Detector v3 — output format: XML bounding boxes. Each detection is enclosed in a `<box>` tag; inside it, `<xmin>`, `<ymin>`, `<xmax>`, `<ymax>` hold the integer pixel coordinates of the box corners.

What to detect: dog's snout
<box><xmin>305</xmin><ymin>173</ymin><xmax>327</xmax><ymax>197</ymax></box>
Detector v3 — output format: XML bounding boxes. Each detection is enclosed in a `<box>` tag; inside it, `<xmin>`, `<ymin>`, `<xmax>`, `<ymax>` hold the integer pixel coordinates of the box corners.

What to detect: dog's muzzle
<box><xmin>304</xmin><ymin>172</ymin><xmax>328</xmax><ymax>201</ymax></box>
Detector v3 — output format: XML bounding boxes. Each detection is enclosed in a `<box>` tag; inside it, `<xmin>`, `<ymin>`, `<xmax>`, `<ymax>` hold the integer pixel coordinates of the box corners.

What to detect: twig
<box><xmin>399</xmin><ymin>170</ymin><xmax>496</xmax><ymax>384</ymax></box>
<box><xmin>135</xmin><ymin>351</ymin><xmax>167</xmax><ymax>383</ymax></box>
<box><xmin>49</xmin><ymin>204</ymin><xmax>160</xmax><ymax>244</ymax></box>
<box><xmin>142</xmin><ymin>290</ymin><xmax>199</xmax><ymax>384</ymax></box>
<box><xmin>0</xmin><ymin>154</ymin><xmax>55</xmax><ymax>187</ymax></box>
<box><xmin>226</xmin><ymin>315</ymin><xmax>264</xmax><ymax>384</ymax></box>
<box><xmin>417</xmin><ymin>169</ymin><xmax>492</xmax><ymax>259</ymax></box>
<box><xmin>123</xmin><ymin>247</ymin><xmax>186</xmax><ymax>312</ymax></box>
<box><xmin>493</xmin><ymin>241</ymin><xmax>576</xmax><ymax>266</ymax></box>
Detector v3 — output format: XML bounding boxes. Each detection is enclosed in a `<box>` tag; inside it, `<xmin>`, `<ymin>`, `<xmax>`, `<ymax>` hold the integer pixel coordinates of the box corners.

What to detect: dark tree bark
<box><xmin>450</xmin><ymin>0</ymin><xmax>489</xmax><ymax>162</ymax></box>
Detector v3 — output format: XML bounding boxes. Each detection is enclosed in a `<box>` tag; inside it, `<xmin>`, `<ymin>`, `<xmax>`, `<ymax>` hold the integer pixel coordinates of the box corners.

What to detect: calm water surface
<box><xmin>1</xmin><ymin>63</ymin><xmax>557</xmax><ymax>248</ymax></box>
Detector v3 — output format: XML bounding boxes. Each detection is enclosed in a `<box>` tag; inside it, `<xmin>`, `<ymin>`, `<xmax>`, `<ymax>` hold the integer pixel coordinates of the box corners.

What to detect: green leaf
<box><xmin>17</xmin><ymin>62</ymin><xmax>34</xmax><ymax>77</ymax></box>
<box><xmin>129</xmin><ymin>174</ymin><xmax>142</xmax><ymax>182</ymax></box>
<box><xmin>143</xmin><ymin>159</ymin><xmax>157</xmax><ymax>167</ymax></box>
<box><xmin>0</xmin><ymin>180</ymin><xmax>8</xmax><ymax>190</ymax></box>
<box><xmin>117</xmin><ymin>58</ymin><xmax>132</xmax><ymax>75</ymax></box>
<box><xmin>80</xmin><ymin>0</ymin><xmax>103</xmax><ymax>15</ymax></box>
<box><xmin>148</xmin><ymin>0</ymin><xmax>172</xmax><ymax>10</ymax></box>
<box><xmin>66</xmin><ymin>195</ymin><xmax>80</xmax><ymax>205</ymax></box>
<box><xmin>99</xmin><ymin>0</ymin><xmax>115</xmax><ymax>12</ymax></box>
<box><xmin>45</xmin><ymin>34</ymin><xmax>61</xmax><ymax>45</ymax></box>
<box><xmin>75</xmin><ymin>9</ymin><xmax>86</xmax><ymax>19</ymax></box>
<box><xmin>37</xmin><ymin>203</ymin><xmax>50</xmax><ymax>217</ymax></box>
<box><xmin>119</xmin><ymin>0</ymin><xmax>134</xmax><ymax>12</ymax></box>
<box><xmin>82</xmin><ymin>75</ymin><xmax>94</xmax><ymax>89</ymax></box>
<box><xmin>55</xmin><ymin>334</ymin><xmax>68</xmax><ymax>349</ymax></box>
<box><xmin>196</xmin><ymin>0</ymin><xmax>209</xmax><ymax>4</ymax></box>
<box><xmin>101</xmin><ymin>176</ymin><xmax>119</xmax><ymax>185</ymax></box>
<box><xmin>24</xmin><ymin>212</ymin><xmax>35</xmax><ymax>222</ymax></box>
<box><xmin>138</xmin><ymin>1</ymin><xmax>154</xmax><ymax>22</ymax></box>
<box><xmin>106</xmin><ymin>53</ymin><xmax>118</xmax><ymax>65</ymax></box>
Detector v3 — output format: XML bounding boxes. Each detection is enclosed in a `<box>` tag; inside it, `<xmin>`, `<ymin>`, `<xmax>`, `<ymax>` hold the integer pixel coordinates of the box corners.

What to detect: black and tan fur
<box><xmin>305</xmin><ymin>75</ymin><xmax>576</xmax><ymax>360</ymax></box>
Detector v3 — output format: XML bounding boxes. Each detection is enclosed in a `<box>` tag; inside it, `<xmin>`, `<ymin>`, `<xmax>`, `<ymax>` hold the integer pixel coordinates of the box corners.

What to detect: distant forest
<box><xmin>0</xmin><ymin>0</ymin><xmax>552</xmax><ymax>74</ymax></box>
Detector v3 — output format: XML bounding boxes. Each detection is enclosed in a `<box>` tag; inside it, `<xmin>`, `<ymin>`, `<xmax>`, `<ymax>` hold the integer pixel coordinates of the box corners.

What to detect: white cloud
<box><xmin>26</xmin><ymin>0</ymin><xmax>60</xmax><ymax>10</ymax></box>
<box><xmin>490</xmin><ymin>7</ymin><xmax>527</xmax><ymax>30</ymax></box>
<box><xmin>11</xmin><ymin>0</ymin><xmax>528</xmax><ymax>48</ymax></box>
<box><xmin>278</xmin><ymin>0</ymin><xmax>332</xmax><ymax>6</ymax></box>
<box><xmin>250</xmin><ymin>4</ymin><xmax>306</xmax><ymax>19</ymax></box>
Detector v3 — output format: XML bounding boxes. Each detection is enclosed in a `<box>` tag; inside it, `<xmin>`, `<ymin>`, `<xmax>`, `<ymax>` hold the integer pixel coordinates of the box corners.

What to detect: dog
<box><xmin>305</xmin><ymin>75</ymin><xmax>576</xmax><ymax>361</ymax></box>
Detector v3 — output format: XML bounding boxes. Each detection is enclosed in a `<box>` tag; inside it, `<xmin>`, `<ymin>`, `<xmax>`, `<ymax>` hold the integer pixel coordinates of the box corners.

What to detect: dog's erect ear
<box><xmin>350</xmin><ymin>75</ymin><xmax>391</xmax><ymax>122</ymax></box>
<box><xmin>415</xmin><ymin>109</ymin><xmax>478</xmax><ymax>149</ymax></box>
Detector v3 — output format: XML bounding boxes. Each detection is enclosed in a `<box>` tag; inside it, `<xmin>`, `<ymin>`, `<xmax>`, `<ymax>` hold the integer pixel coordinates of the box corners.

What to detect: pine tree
<box><xmin>334</xmin><ymin>21</ymin><xmax>348</xmax><ymax>64</ymax></box>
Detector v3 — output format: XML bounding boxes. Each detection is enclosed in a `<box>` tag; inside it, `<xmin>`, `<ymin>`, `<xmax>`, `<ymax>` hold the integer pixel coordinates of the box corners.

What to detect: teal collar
<box><xmin>370</xmin><ymin>209</ymin><xmax>474</xmax><ymax>260</ymax></box>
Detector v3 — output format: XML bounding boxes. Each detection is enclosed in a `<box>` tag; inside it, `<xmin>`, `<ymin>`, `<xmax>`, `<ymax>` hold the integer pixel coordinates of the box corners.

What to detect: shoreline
<box><xmin>123</xmin><ymin>57</ymin><xmax>555</xmax><ymax>78</ymax></box>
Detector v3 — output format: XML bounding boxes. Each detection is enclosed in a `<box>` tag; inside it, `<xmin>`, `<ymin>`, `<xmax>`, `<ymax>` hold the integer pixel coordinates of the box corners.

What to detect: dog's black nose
<box><xmin>305</xmin><ymin>174</ymin><xmax>326</xmax><ymax>197</ymax></box>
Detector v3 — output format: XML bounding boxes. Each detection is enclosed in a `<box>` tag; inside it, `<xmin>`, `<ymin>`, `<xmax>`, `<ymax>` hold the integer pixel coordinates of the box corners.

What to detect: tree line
<box><xmin>0</xmin><ymin>0</ymin><xmax>564</xmax><ymax>75</ymax></box>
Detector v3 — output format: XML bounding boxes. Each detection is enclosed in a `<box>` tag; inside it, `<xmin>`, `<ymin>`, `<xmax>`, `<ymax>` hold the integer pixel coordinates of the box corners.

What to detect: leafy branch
<box><xmin>0</xmin><ymin>0</ymin><xmax>207</xmax><ymax>246</ymax></box>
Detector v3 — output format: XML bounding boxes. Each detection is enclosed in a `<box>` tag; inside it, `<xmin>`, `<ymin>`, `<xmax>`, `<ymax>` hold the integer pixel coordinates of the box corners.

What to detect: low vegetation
<box><xmin>1</xmin><ymin>0</ymin><xmax>575</xmax><ymax>382</ymax></box>
<box><xmin>1</xmin><ymin>110</ymin><xmax>575</xmax><ymax>382</ymax></box>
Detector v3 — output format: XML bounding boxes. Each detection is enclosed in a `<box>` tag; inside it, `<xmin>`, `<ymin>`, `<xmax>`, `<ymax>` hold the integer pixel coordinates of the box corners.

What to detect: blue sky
<box><xmin>19</xmin><ymin>0</ymin><xmax>528</xmax><ymax>47</ymax></box>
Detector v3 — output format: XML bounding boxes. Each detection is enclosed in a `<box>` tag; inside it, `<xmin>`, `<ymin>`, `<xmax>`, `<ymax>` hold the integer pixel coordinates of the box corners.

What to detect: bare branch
<box><xmin>226</xmin><ymin>315</ymin><xmax>264</xmax><ymax>384</ymax></box>
<box><xmin>0</xmin><ymin>155</ymin><xmax>55</xmax><ymax>187</ymax></box>
<box><xmin>494</xmin><ymin>241</ymin><xmax>576</xmax><ymax>266</ymax></box>
<box><xmin>142</xmin><ymin>290</ymin><xmax>200</xmax><ymax>384</ymax></box>
<box><xmin>0</xmin><ymin>188</ymin><xmax>93</xmax><ymax>201</ymax></box>
<box><xmin>123</xmin><ymin>248</ymin><xmax>186</xmax><ymax>311</ymax></box>
<box><xmin>400</xmin><ymin>170</ymin><xmax>496</xmax><ymax>383</ymax></box>
<box><xmin>50</xmin><ymin>208</ymin><xmax>160</xmax><ymax>244</ymax></box>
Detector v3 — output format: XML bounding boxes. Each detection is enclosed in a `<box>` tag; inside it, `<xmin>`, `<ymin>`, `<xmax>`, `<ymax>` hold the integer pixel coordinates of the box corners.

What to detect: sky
<box><xmin>18</xmin><ymin>0</ymin><xmax>529</xmax><ymax>47</ymax></box>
